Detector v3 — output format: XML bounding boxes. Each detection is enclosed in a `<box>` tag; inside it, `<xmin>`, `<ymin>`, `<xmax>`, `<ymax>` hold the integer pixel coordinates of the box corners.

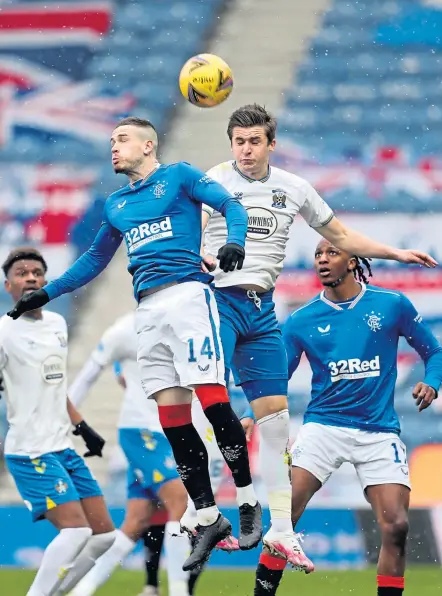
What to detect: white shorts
<box><xmin>290</xmin><ymin>422</ymin><xmax>411</xmax><ymax>491</ymax></box>
<box><xmin>136</xmin><ymin>282</ymin><xmax>225</xmax><ymax>397</ymax></box>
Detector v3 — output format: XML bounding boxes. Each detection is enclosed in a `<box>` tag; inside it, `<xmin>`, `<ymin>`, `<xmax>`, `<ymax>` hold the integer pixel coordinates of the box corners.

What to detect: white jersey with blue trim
<box><xmin>0</xmin><ymin>312</ymin><xmax>72</xmax><ymax>457</ymax></box>
<box><xmin>90</xmin><ymin>312</ymin><xmax>163</xmax><ymax>432</ymax></box>
<box><xmin>203</xmin><ymin>161</ymin><xmax>334</xmax><ymax>290</ymax></box>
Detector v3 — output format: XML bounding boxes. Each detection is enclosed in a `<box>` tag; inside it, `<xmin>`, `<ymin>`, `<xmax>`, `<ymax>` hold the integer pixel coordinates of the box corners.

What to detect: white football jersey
<box><xmin>204</xmin><ymin>161</ymin><xmax>334</xmax><ymax>290</ymax></box>
<box><xmin>0</xmin><ymin>311</ymin><xmax>72</xmax><ymax>457</ymax></box>
<box><xmin>91</xmin><ymin>312</ymin><xmax>163</xmax><ymax>432</ymax></box>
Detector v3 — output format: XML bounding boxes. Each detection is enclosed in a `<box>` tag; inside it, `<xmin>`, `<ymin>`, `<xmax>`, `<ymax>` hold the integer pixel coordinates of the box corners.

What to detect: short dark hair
<box><xmin>114</xmin><ymin>116</ymin><xmax>158</xmax><ymax>152</ymax></box>
<box><xmin>227</xmin><ymin>104</ymin><xmax>277</xmax><ymax>144</ymax></box>
<box><xmin>2</xmin><ymin>247</ymin><xmax>48</xmax><ymax>278</ymax></box>
<box><xmin>115</xmin><ymin>116</ymin><xmax>157</xmax><ymax>133</ymax></box>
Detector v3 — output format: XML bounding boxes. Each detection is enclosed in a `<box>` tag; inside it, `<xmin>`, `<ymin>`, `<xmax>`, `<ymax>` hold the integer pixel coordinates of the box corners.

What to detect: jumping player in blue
<box><xmin>7</xmin><ymin>116</ymin><xmax>262</xmax><ymax>571</ymax></box>
<box><xmin>253</xmin><ymin>238</ymin><xmax>442</xmax><ymax>596</ymax></box>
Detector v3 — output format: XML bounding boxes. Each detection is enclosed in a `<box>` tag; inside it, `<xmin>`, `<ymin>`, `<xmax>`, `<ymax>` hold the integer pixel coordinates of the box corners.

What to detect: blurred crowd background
<box><xmin>1</xmin><ymin>0</ymin><xmax>442</xmax><ymax>571</ymax></box>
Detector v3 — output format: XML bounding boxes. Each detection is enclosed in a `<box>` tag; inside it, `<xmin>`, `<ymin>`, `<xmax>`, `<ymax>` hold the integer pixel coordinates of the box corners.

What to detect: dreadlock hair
<box><xmin>353</xmin><ymin>256</ymin><xmax>373</xmax><ymax>284</ymax></box>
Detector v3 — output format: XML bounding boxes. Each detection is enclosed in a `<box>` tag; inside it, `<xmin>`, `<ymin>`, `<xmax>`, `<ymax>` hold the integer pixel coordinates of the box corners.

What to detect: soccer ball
<box><xmin>179</xmin><ymin>53</ymin><xmax>233</xmax><ymax>108</ymax></box>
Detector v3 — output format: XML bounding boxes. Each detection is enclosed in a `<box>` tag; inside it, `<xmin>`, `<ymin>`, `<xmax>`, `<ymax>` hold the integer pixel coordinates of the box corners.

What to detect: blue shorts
<box><xmin>6</xmin><ymin>448</ymin><xmax>102</xmax><ymax>522</ymax></box>
<box><xmin>119</xmin><ymin>428</ymin><xmax>179</xmax><ymax>501</ymax></box>
<box><xmin>214</xmin><ymin>287</ymin><xmax>288</xmax><ymax>401</ymax></box>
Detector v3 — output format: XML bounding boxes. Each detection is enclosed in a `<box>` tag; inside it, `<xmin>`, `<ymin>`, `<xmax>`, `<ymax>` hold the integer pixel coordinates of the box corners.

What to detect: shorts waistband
<box><xmin>215</xmin><ymin>286</ymin><xmax>274</xmax><ymax>300</ymax></box>
<box><xmin>139</xmin><ymin>281</ymin><xmax>179</xmax><ymax>300</ymax></box>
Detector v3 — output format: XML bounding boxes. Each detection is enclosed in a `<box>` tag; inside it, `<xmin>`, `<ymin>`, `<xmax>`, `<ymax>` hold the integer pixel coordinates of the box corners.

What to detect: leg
<box><xmin>5</xmin><ymin>452</ymin><xmax>93</xmax><ymax>596</ymax></box>
<box><xmin>70</xmin><ymin>498</ymin><xmax>155</xmax><ymax>596</ymax></box>
<box><xmin>158</xmin><ymin>479</ymin><xmax>190</xmax><ymax>596</ymax></box>
<box><xmin>54</xmin><ymin>496</ymin><xmax>116</xmax><ymax>595</ymax></box>
<box><xmin>366</xmin><ymin>484</ymin><xmax>409</xmax><ymax>595</ymax></box>
<box><xmin>254</xmin><ymin>467</ymin><xmax>321</xmax><ymax>596</ymax></box>
<box><xmin>135</xmin><ymin>295</ymin><xmax>219</xmax><ymax>523</ymax></box>
<box><xmin>188</xmin><ymin>396</ymin><xmax>240</xmax><ymax>553</ymax></box>
<box><xmin>191</xmin><ymin>300</ymin><xmax>261</xmax><ymax>550</ymax></box>
<box><xmin>29</xmin><ymin>502</ymin><xmax>93</xmax><ymax>596</ymax></box>
<box><xmin>155</xmin><ymin>387</ymin><xmax>232</xmax><ymax>571</ymax></box>
<box><xmin>355</xmin><ymin>433</ymin><xmax>411</xmax><ymax>595</ymax></box>
<box><xmin>225</xmin><ymin>296</ymin><xmax>292</xmax><ymax>544</ymax></box>
<box><xmin>143</xmin><ymin>515</ymin><xmax>166</xmax><ymax>594</ymax></box>
<box><xmin>155</xmin><ymin>387</ymin><xmax>217</xmax><ymax>518</ymax></box>
<box><xmin>191</xmin><ymin>396</ymin><xmax>226</xmax><ymax>497</ymax></box>
<box><xmin>180</xmin><ymin>288</ymin><xmax>256</xmax><ymax>516</ymax></box>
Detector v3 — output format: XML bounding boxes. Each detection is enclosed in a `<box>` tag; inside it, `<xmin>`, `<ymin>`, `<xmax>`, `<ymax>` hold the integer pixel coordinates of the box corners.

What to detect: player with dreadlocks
<box><xmin>250</xmin><ymin>238</ymin><xmax>442</xmax><ymax>596</ymax></box>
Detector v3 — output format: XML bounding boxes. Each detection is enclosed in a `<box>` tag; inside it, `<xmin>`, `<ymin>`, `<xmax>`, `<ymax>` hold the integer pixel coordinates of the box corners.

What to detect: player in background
<box><xmin>139</xmin><ymin>509</ymin><xmax>207</xmax><ymax>596</ymax></box>
<box><xmin>8</xmin><ymin>116</ymin><xmax>261</xmax><ymax>570</ymax></box>
<box><xmin>252</xmin><ymin>239</ymin><xmax>442</xmax><ymax>596</ymax></box>
<box><xmin>0</xmin><ymin>248</ymin><xmax>116</xmax><ymax>596</ymax></box>
<box><xmin>68</xmin><ymin>312</ymin><xmax>189</xmax><ymax>596</ymax></box>
<box><xmin>201</xmin><ymin>103</ymin><xmax>437</xmax><ymax>567</ymax></box>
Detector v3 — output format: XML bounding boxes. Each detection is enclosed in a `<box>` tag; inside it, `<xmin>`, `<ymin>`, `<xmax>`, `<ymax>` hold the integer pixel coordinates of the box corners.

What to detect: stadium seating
<box><xmin>276</xmin><ymin>0</ymin><xmax>442</xmax><ymax>449</ymax></box>
<box><xmin>280</xmin><ymin>0</ymin><xmax>442</xmax><ymax>170</ymax></box>
<box><xmin>0</xmin><ymin>0</ymin><xmax>225</xmax><ymax>322</ymax></box>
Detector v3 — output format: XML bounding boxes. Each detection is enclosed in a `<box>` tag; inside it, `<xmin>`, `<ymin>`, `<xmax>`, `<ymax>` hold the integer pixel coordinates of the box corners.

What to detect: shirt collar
<box><xmin>320</xmin><ymin>283</ymin><xmax>366</xmax><ymax>311</ymax></box>
<box><xmin>232</xmin><ymin>161</ymin><xmax>271</xmax><ymax>183</ymax></box>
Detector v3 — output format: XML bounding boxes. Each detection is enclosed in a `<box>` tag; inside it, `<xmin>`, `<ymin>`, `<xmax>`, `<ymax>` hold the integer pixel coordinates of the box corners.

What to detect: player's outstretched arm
<box><xmin>399</xmin><ymin>294</ymin><xmax>442</xmax><ymax>411</ymax></box>
<box><xmin>7</xmin><ymin>219</ymin><xmax>123</xmax><ymax>320</ymax></box>
<box><xmin>317</xmin><ymin>216</ymin><xmax>437</xmax><ymax>267</ymax></box>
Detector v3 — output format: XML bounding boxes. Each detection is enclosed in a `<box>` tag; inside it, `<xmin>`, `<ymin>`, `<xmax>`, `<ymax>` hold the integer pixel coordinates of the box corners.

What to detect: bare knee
<box><xmin>380</xmin><ymin>516</ymin><xmax>409</xmax><ymax>549</ymax></box>
<box><xmin>121</xmin><ymin>499</ymin><xmax>154</xmax><ymax>541</ymax></box>
<box><xmin>251</xmin><ymin>395</ymin><xmax>288</xmax><ymax>420</ymax></box>
<box><xmin>46</xmin><ymin>501</ymin><xmax>90</xmax><ymax>530</ymax></box>
<box><xmin>159</xmin><ymin>479</ymin><xmax>188</xmax><ymax>521</ymax></box>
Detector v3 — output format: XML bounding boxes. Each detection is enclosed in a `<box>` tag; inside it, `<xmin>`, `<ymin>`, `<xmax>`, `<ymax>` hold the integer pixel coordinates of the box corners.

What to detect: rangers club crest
<box><xmin>271</xmin><ymin>189</ymin><xmax>287</xmax><ymax>209</ymax></box>
<box><xmin>153</xmin><ymin>182</ymin><xmax>167</xmax><ymax>198</ymax></box>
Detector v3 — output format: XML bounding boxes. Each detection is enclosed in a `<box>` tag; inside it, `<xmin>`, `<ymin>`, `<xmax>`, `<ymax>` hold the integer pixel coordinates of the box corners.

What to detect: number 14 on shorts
<box><xmin>188</xmin><ymin>337</ymin><xmax>213</xmax><ymax>362</ymax></box>
<box><xmin>392</xmin><ymin>441</ymin><xmax>407</xmax><ymax>464</ymax></box>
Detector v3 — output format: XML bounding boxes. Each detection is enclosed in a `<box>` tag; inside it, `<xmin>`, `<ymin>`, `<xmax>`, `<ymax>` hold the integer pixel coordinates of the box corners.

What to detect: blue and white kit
<box><xmin>203</xmin><ymin>161</ymin><xmax>334</xmax><ymax>401</ymax></box>
<box><xmin>0</xmin><ymin>312</ymin><xmax>101</xmax><ymax>521</ymax></box>
<box><xmin>43</xmin><ymin>162</ymin><xmax>248</xmax><ymax>397</ymax></box>
<box><xmin>283</xmin><ymin>284</ymin><xmax>442</xmax><ymax>489</ymax></box>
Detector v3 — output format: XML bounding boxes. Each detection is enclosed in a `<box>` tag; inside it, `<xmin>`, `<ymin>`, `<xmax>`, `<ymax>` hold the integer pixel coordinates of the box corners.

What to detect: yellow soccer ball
<box><xmin>179</xmin><ymin>53</ymin><xmax>233</xmax><ymax>108</ymax></box>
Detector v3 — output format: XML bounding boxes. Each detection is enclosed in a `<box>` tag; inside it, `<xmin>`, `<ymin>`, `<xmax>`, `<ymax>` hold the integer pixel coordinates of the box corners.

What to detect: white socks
<box><xmin>164</xmin><ymin>521</ymin><xmax>190</xmax><ymax>595</ymax></box>
<box><xmin>196</xmin><ymin>504</ymin><xmax>220</xmax><ymax>526</ymax></box>
<box><xmin>236</xmin><ymin>484</ymin><xmax>258</xmax><ymax>507</ymax></box>
<box><xmin>26</xmin><ymin>527</ymin><xmax>92</xmax><ymax>596</ymax></box>
<box><xmin>54</xmin><ymin>531</ymin><xmax>116</xmax><ymax>595</ymax></box>
<box><xmin>257</xmin><ymin>409</ymin><xmax>293</xmax><ymax>533</ymax></box>
<box><xmin>70</xmin><ymin>530</ymin><xmax>135</xmax><ymax>596</ymax></box>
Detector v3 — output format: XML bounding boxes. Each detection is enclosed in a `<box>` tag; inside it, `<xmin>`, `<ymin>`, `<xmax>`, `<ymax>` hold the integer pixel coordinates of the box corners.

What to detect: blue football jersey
<box><xmin>283</xmin><ymin>284</ymin><xmax>442</xmax><ymax>435</ymax></box>
<box><xmin>44</xmin><ymin>162</ymin><xmax>247</xmax><ymax>301</ymax></box>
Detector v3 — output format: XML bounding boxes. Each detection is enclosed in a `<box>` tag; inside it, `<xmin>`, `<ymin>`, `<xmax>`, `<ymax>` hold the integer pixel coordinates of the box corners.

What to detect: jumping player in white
<box><xmin>252</xmin><ymin>239</ymin><xmax>442</xmax><ymax>596</ymax></box>
<box><xmin>0</xmin><ymin>247</ymin><xmax>116</xmax><ymax>596</ymax></box>
<box><xmin>200</xmin><ymin>104</ymin><xmax>437</xmax><ymax>569</ymax></box>
<box><xmin>8</xmin><ymin>117</ymin><xmax>261</xmax><ymax>570</ymax></box>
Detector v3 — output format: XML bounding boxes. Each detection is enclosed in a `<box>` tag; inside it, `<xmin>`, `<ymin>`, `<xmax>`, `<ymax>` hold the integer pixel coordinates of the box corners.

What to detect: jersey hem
<box><xmin>4</xmin><ymin>441</ymin><xmax>74</xmax><ymax>458</ymax></box>
<box><xmin>136</xmin><ymin>272</ymin><xmax>213</xmax><ymax>300</ymax></box>
<box><xmin>303</xmin><ymin>414</ymin><xmax>400</xmax><ymax>436</ymax></box>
